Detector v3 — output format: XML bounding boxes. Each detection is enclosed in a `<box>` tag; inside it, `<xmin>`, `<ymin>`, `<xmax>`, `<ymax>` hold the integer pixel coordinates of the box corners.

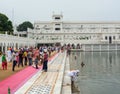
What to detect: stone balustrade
<box><xmin>0</xmin><ymin>33</ymin><xmax>36</xmax><ymax>52</ymax></box>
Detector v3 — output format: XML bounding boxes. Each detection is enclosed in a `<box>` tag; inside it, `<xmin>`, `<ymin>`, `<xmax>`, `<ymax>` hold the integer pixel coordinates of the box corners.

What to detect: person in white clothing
<box><xmin>68</xmin><ymin>70</ymin><xmax>80</xmax><ymax>89</ymax></box>
<box><xmin>6</xmin><ymin>48</ymin><xmax>12</xmax><ymax>63</ymax></box>
<box><xmin>12</xmin><ymin>51</ymin><xmax>18</xmax><ymax>71</ymax></box>
<box><xmin>68</xmin><ymin>70</ymin><xmax>79</xmax><ymax>81</ymax></box>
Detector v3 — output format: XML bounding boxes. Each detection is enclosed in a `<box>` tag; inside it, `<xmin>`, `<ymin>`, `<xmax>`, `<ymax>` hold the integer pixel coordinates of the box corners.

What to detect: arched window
<box><xmin>105</xmin><ymin>36</ymin><xmax>107</xmax><ymax>40</ymax></box>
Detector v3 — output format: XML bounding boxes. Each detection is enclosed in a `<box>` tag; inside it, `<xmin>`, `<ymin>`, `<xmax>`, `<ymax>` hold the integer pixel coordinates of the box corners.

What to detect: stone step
<box><xmin>61</xmin><ymin>56</ymin><xmax>72</xmax><ymax>94</ymax></box>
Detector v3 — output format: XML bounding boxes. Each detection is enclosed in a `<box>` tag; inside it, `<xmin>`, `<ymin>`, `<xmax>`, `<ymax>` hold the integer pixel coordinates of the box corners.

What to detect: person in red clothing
<box><xmin>42</xmin><ymin>49</ymin><xmax>48</xmax><ymax>72</ymax></box>
<box><xmin>2</xmin><ymin>53</ymin><xmax>7</xmax><ymax>70</ymax></box>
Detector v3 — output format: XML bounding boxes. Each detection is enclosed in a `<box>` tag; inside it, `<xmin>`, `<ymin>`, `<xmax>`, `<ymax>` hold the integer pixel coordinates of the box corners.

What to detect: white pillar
<box><xmin>27</xmin><ymin>43</ymin><xmax>29</xmax><ymax>48</ymax></box>
<box><xmin>100</xmin><ymin>44</ymin><xmax>101</xmax><ymax>51</ymax></box>
<box><xmin>91</xmin><ymin>45</ymin><xmax>93</xmax><ymax>51</ymax></box>
<box><xmin>5</xmin><ymin>42</ymin><xmax>7</xmax><ymax>53</ymax></box>
<box><xmin>12</xmin><ymin>43</ymin><xmax>14</xmax><ymax>49</ymax></box>
<box><xmin>13</xmin><ymin>43</ymin><xmax>16</xmax><ymax>50</ymax></box>
<box><xmin>116</xmin><ymin>44</ymin><xmax>117</xmax><ymax>51</ymax></box>
<box><xmin>108</xmin><ymin>44</ymin><xmax>109</xmax><ymax>51</ymax></box>
<box><xmin>5</xmin><ymin>31</ymin><xmax>8</xmax><ymax>37</ymax></box>
<box><xmin>84</xmin><ymin>45</ymin><xmax>85</xmax><ymax>51</ymax></box>
<box><xmin>17</xmin><ymin>43</ymin><xmax>19</xmax><ymax>49</ymax></box>
<box><xmin>18</xmin><ymin>34</ymin><xmax>19</xmax><ymax>37</ymax></box>
<box><xmin>1</xmin><ymin>43</ymin><xmax>3</xmax><ymax>52</ymax></box>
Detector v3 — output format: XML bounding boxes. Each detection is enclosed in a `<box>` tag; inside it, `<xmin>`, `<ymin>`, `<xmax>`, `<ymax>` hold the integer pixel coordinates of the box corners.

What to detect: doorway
<box><xmin>109</xmin><ymin>36</ymin><xmax>112</xmax><ymax>44</ymax></box>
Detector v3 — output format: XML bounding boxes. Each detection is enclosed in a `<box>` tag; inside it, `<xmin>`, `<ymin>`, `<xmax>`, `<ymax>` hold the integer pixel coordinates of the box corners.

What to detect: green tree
<box><xmin>17</xmin><ymin>21</ymin><xmax>33</xmax><ymax>31</ymax></box>
<box><xmin>0</xmin><ymin>13</ymin><xmax>13</xmax><ymax>34</ymax></box>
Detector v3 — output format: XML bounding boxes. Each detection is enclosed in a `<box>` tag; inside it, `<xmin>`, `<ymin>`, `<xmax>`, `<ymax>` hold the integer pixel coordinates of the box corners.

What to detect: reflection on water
<box><xmin>70</xmin><ymin>51</ymin><xmax>120</xmax><ymax>94</ymax></box>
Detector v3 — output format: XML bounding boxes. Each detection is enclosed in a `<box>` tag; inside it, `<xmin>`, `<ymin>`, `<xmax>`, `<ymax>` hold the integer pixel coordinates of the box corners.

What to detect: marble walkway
<box><xmin>15</xmin><ymin>52</ymin><xmax>71</xmax><ymax>94</ymax></box>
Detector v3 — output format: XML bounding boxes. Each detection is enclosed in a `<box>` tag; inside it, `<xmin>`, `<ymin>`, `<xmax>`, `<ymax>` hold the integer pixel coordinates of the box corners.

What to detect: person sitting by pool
<box><xmin>74</xmin><ymin>55</ymin><xmax>77</xmax><ymax>60</ymax></box>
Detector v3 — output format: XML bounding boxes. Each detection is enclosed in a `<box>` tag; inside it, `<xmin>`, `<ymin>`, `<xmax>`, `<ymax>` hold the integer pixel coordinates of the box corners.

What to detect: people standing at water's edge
<box><xmin>42</xmin><ymin>49</ymin><xmax>48</xmax><ymax>72</ymax></box>
<box><xmin>68</xmin><ymin>70</ymin><xmax>80</xmax><ymax>92</ymax></box>
<box><xmin>67</xmin><ymin>44</ymin><xmax>71</xmax><ymax>56</ymax></box>
<box><xmin>74</xmin><ymin>55</ymin><xmax>77</xmax><ymax>60</ymax></box>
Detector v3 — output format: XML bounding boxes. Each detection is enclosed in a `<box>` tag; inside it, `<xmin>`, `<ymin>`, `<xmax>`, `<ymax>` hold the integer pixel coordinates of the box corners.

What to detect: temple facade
<box><xmin>27</xmin><ymin>14</ymin><xmax>120</xmax><ymax>46</ymax></box>
<box><xmin>1</xmin><ymin>14</ymin><xmax>120</xmax><ymax>52</ymax></box>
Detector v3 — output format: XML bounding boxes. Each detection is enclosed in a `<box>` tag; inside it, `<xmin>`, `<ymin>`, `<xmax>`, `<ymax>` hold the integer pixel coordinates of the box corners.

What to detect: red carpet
<box><xmin>0</xmin><ymin>52</ymin><xmax>58</xmax><ymax>94</ymax></box>
<box><xmin>0</xmin><ymin>66</ymin><xmax>41</xmax><ymax>94</ymax></box>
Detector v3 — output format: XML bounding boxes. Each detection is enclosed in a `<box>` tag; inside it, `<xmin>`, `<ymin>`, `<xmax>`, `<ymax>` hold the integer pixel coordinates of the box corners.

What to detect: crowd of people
<box><xmin>0</xmin><ymin>44</ymin><xmax>80</xmax><ymax>92</ymax></box>
<box><xmin>0</xmin><ymin>44</ymin><xmax>79</xmax><ymax>72</ymax></box>
<box><xmin>0</xmin><ymin>45</ymin><xmax>62</xmax><ymax>72</ymax></box>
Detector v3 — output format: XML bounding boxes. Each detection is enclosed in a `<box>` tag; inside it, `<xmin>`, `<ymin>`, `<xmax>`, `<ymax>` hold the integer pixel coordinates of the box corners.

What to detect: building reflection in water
<box><xmin>70</xmin><ymin>51</ymin><xmax>120</xmax><ymax>94</ymax></box>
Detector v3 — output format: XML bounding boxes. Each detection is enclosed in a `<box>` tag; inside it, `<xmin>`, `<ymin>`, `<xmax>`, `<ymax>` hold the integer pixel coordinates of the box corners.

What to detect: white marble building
<box><xmin>27</xmin><ymin>14</ymin><xmax>120</xmax><ymax>46</ymax></box>
<box><xmin>1</xmin><ymin>14</ymin><xmax>120</xmax><ymax>52</ymax></box>
<box><xmin>0</xmin><ymin>32</ymin><xmax>36</xmax><ymax>53</ymax></box>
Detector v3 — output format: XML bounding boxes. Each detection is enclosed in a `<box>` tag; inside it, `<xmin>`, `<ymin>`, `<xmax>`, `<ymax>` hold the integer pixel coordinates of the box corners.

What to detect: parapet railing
<box><xmin>0</xmin><ymin>34</ymin><xmax>35</xmax><ymax>43</ymax></box>
<box><xmin>70</xmin><ymin>44</ymin><xmax>120</xmax><ymax>51</ymax></box>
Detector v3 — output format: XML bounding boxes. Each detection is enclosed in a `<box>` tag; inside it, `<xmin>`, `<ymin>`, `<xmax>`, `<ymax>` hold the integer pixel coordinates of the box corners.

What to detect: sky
<box><xmin>0</xmin><ymin>0</ymin><xmax>120</xmax><ymax>25</ymax></box>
